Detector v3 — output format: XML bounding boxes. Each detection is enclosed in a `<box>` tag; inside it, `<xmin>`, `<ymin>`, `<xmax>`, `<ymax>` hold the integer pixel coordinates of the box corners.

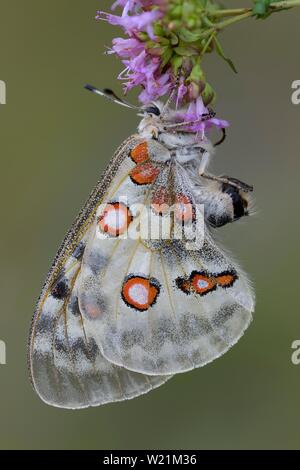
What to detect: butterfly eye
<box><xmin>145</xmin><ymin>105</ymin><xmax>160</xmax><ymax>116</ymax></box>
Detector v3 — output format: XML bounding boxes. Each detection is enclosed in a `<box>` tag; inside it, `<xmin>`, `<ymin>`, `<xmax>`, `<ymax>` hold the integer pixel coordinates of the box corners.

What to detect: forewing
<box><xmin>29</xmin><ymin>136</ymin><xmax>172</xmax><ymax>408</ymax></box>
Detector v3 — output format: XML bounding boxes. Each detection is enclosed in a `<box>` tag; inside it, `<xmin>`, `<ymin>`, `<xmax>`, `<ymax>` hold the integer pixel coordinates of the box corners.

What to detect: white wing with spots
<box><xmin>78</xmin><ymin>226</ymin><xmax>254</xmax><ymax>376</ymax></box>
<box><xmin>30</xmin><ymin>134</ymin><xmax>254</xmax><ymax>407</ymax></box>
<box><xmin>30</xmin><ymin>252</ymin><xmax>171</xmax><ymax>409</ymax></box>
<box><xmin>29</xmin><ymin>136</ymin><xmax>172</xmax><ymax>409</ymax></box>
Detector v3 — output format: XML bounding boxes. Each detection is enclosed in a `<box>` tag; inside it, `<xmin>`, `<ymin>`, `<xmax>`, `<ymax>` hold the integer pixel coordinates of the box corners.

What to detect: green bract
<box><xmin>141</xmin><ymin>0</ymin><xmax>237</xmax><ymax>103</ymax></box>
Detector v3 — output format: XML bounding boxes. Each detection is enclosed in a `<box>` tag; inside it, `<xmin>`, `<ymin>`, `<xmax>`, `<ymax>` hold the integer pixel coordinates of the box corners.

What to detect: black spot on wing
<box><xmin>72</xmin><ymin>241</ymin><xmax>85</xmax><ymax>261</ymax></box>
<box><xmin>85</xmin><ymin>250</ymin><xmax>108</xmax><ymax>276</ymax></box>
<box><xmin>175</xmin><ymin>276</ymin><xmax>191</xmax><ymax>295</ymax></box>
<box><xmin>51</xmin><ymin>278</ymin><xmax>69</xmax><ymax>300</ymax></box>
<box><xmin>35</xmin><ymin>315</ymin><xmax>53</xmax><ymax>333</ymax></box>
<box><xmin>54</xmin><ymin>337</ymin><xmax>68</xmax><ymax>354</ymax></box>
<box><xmin>74</xmin><ymin>338</ymin><xmax>99</xmax><ymax>362</ymax></box>
<box><xmin>54</xmin><ymin>336</ymin><xmax>99</xmax><ymax>362</ymax></box>
<box><xmin>69</xmin><ymin>296</ymin><xmax>81</xmax><ymax>317</ymax></box>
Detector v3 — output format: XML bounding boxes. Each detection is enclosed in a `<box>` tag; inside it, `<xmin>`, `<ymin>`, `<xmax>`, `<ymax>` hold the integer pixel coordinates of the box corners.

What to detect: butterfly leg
<box><xmin>200</xmin><ymin>172</ymin><xmax>253</xmax><ymax>193</ymax></box>
<box><xmin>197</xmin><ymin>144</ymin><xmax>253</xmax><ymax>192</ymax></box>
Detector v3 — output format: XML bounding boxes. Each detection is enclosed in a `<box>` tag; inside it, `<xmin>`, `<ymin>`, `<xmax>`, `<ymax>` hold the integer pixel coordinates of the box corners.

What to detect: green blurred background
<box><xmin>0</xmin><ymin>0</ymin><xmax>300</xmax><ymax>450</ymax></box>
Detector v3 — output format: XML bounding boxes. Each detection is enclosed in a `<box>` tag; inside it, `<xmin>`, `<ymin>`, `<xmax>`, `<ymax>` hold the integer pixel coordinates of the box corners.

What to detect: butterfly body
<box><xmin>29</xmin><ymin>96</ymin><xmax>255</xmax><ymax>409</ymax></box>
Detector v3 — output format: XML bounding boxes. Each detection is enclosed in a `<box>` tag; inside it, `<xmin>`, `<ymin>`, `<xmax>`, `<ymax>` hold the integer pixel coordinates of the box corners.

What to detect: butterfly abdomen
<box><xmin>195</xmin><ymin>180</ymin><xmax>251</xmax><ymax>228</ymax></box>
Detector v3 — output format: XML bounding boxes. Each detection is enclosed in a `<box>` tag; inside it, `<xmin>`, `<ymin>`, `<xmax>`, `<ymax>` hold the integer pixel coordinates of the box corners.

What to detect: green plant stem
<box><xmin>200</xmin><ymin>0</ymin><xmax>300</xmax><ymax>39</ymax></box>
<box><xmin>200</xmin><ymin>32</ymin><xmax>215</xmax><ymax>56</ymax></box>
<box><xmin>216</xmin><ymin>12</ymin><xmax>254</xmax><ymax>30</ymax></box>
<box><xmin>211</xmin><ymin>1</ymin><xmax>300</xmax><ymax>18</ymax></box>
<box><xmin>200</xmin><ymin>12</ymin><xmax>253</xmax><ymax>39</ymax></box>
<box><xmin>211</xmin><ymin>8</ymin><xmax>252</xmax><ymax>18</ymax></box>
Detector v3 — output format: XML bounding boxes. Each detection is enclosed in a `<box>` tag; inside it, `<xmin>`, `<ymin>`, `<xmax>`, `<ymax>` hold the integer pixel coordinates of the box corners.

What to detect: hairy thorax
<box><xmin>138</xmin><ymin>115</ymin><xmax>212</xmax><ymax>165</ymax></box>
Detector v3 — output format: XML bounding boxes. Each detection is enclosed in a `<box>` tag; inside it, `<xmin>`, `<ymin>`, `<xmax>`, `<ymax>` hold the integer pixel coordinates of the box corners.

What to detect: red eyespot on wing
<box><xmin>151</xmin><ymin>186</ymin><xmax>171</xmax><ymax>215</ymax></box>
<box><xmin>130</xmin><ymin>142</ymin><xmax>149</xmax><ymax>164</ymax></box>
<box><xmin>176</xmin><ymin>270</ymin><xmax>237</xmax><ymax>296</ymax></box>
<box><xmin>191</xmin><ymin>272</ymin><xmax>216</xmax><ymax>295</ymax></box>
<box><xmin>176</xmin><ymin>271</ymin><xmax>216</xmax><ymax>296</ymax></box>
<box><xmin>98</xmin><ymin>202</ymin><xmax>133</xmax><ymax>237</ymax></box>
<box><xmin>121</xmin><ymin>276</ymin><xmax>160</xmax><ymax>311</ymax></box>
<box><xmin>215</xmin><ymin>271</ymin><xmax>238</xmax><ymax>288</ymax></box>
<box><xmin>175</xmin><ymin>277</ymin><xmax>192</xmax><ymax>295</ymax></box>
<box><xmin>175</xmin><ymin>194</ymin><xmax>195</xmax><ymax>222</ymax></box>
<box><xmin>130</xmin><ymin>162</ymin><xmax>160</xmax><ymax>185</ymax></box>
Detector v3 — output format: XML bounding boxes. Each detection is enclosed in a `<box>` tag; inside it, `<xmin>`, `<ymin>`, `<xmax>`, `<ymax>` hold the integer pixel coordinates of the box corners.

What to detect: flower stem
<box><xmin>201</xmin><ymin>32</ymin><xmax>215</xmax><ymax>56</ymax></box>
<box><xmin>211</xmin><ymin>9</ymin><xmax>252</xmax><ymax>18</ymax></box>
<box><xmin>211</xmin><ymin>1</ymin><xmax>300</xmax><ymax>19</ymax></box>
<box><xmin>269</xmin><ymin>0</ymin><xmax>300</xmax><ymax>8</ymax></box>
<box><xmin>201</xmin><ymin>0</ymin><xmax>300</xmax><ymax>39</ymax></box>
<box><xmin>215</xmin><ymin>12</ymin><xmax>254</xmax><ymax>30</ymax></box>
<box><xmin>200</xmin><ymin>12</ymin><xmax>253</xmax><ymax>39</ymax></box>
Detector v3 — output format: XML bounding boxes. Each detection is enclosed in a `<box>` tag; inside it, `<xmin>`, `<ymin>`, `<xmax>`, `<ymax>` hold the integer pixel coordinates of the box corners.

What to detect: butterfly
<box><xmin>28</xmin><ymin>85</ymin><xmax>255</xmax><ymax>409</ymax></box>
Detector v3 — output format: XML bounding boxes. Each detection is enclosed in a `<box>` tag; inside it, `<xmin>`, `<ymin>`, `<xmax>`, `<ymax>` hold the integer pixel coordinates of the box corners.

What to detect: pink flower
<box><xmin>176</xmin><ymin>78</ymin><xmax>188</xmax><ymax>108</ymax></box>
<box><xmin>112</xmin><ymin>0</ymin><xmax>135</xmax><ymax>13</ymax></box>
<box><xmin>96</xmin><ymin>10</ymin><xmax>163</xmax><ymax>40</ymax></box>
<box><xmin>112</xmin><ymin>0</ymin><xmax>167</xmax><ymax>13</ymax></box>
<box><xmin>111</xmin><ymin>37</ymin><xmax>145</xmax><ymax>58</ymax></box>
<box><xmin>139</xmin><ymin>70</ymin><xmax>171</xmax><ymax>103</ymax></box>
<box><xmin>120</xmin><ymin>50</ymin><xmax>151</xmax><ymax>86</ymax></box>
<box><xmin>174</xmin><ymin>97</ymin><xmax>229</xmax><ymax>132</ymax></box>
<box><xmin>96</xmin><ymin>0</ymin><xmax>229</xmax><ymax>132</ymax></box>
<box><xmin>117</xmin><ymin>50</ymin><xmax>172</xmax><ymax>102</ymax></box>
<box><xmin>96</xmin><ymin>0</ymin><xmax>174</xmax><ymax>104</ymax></box>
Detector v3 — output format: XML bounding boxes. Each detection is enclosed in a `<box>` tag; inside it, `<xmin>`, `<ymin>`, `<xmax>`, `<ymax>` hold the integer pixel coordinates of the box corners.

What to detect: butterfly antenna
<box><xmin>213</xmin><ymin>128</ymin><xmax>227</xmax><ymax>147</ymax></box>
<box><xmin>84</xmin><ymin>84</ymin><xmax>140</xmax><ymax>110</ymax></box>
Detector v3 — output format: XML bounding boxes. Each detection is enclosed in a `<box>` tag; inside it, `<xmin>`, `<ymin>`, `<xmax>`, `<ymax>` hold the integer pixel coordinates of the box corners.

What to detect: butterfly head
<box><xmin>138</xmin><ymin>101</ymin><xmax>166</xmax><ymax>139</ymax></box>
<box><xmin>138</xmin><ymin>101</ymin><xmax>209</xmax><ymax>149</ymax></box>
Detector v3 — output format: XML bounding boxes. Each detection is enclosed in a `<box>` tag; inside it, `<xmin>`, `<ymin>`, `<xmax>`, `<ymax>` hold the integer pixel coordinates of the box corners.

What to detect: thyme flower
<box><xmin>97</xmin><ymin>0</ymin><xmax>300</xmax><ymax>133</ymax></box>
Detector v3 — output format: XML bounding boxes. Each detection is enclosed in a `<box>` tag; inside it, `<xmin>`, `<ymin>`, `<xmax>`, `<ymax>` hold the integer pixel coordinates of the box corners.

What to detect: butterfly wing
<box><xmin>30</xmin><ymin>133</ymin><xmax>254</xmax><ymax>406</ymax></box>
<box><xmin>76</xmin><ymin>157</ymin><xmax>254</xmax><ymax>375</ymax></box>
<box><xmin>79</xmin><ymin>235</ymin><xmax>254</xmax><ymax>375</ymax></box>
<box><xmin>29</xmin><ymin>135</ymin><xmax>172</xmax><ymax>409</ymax></box>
